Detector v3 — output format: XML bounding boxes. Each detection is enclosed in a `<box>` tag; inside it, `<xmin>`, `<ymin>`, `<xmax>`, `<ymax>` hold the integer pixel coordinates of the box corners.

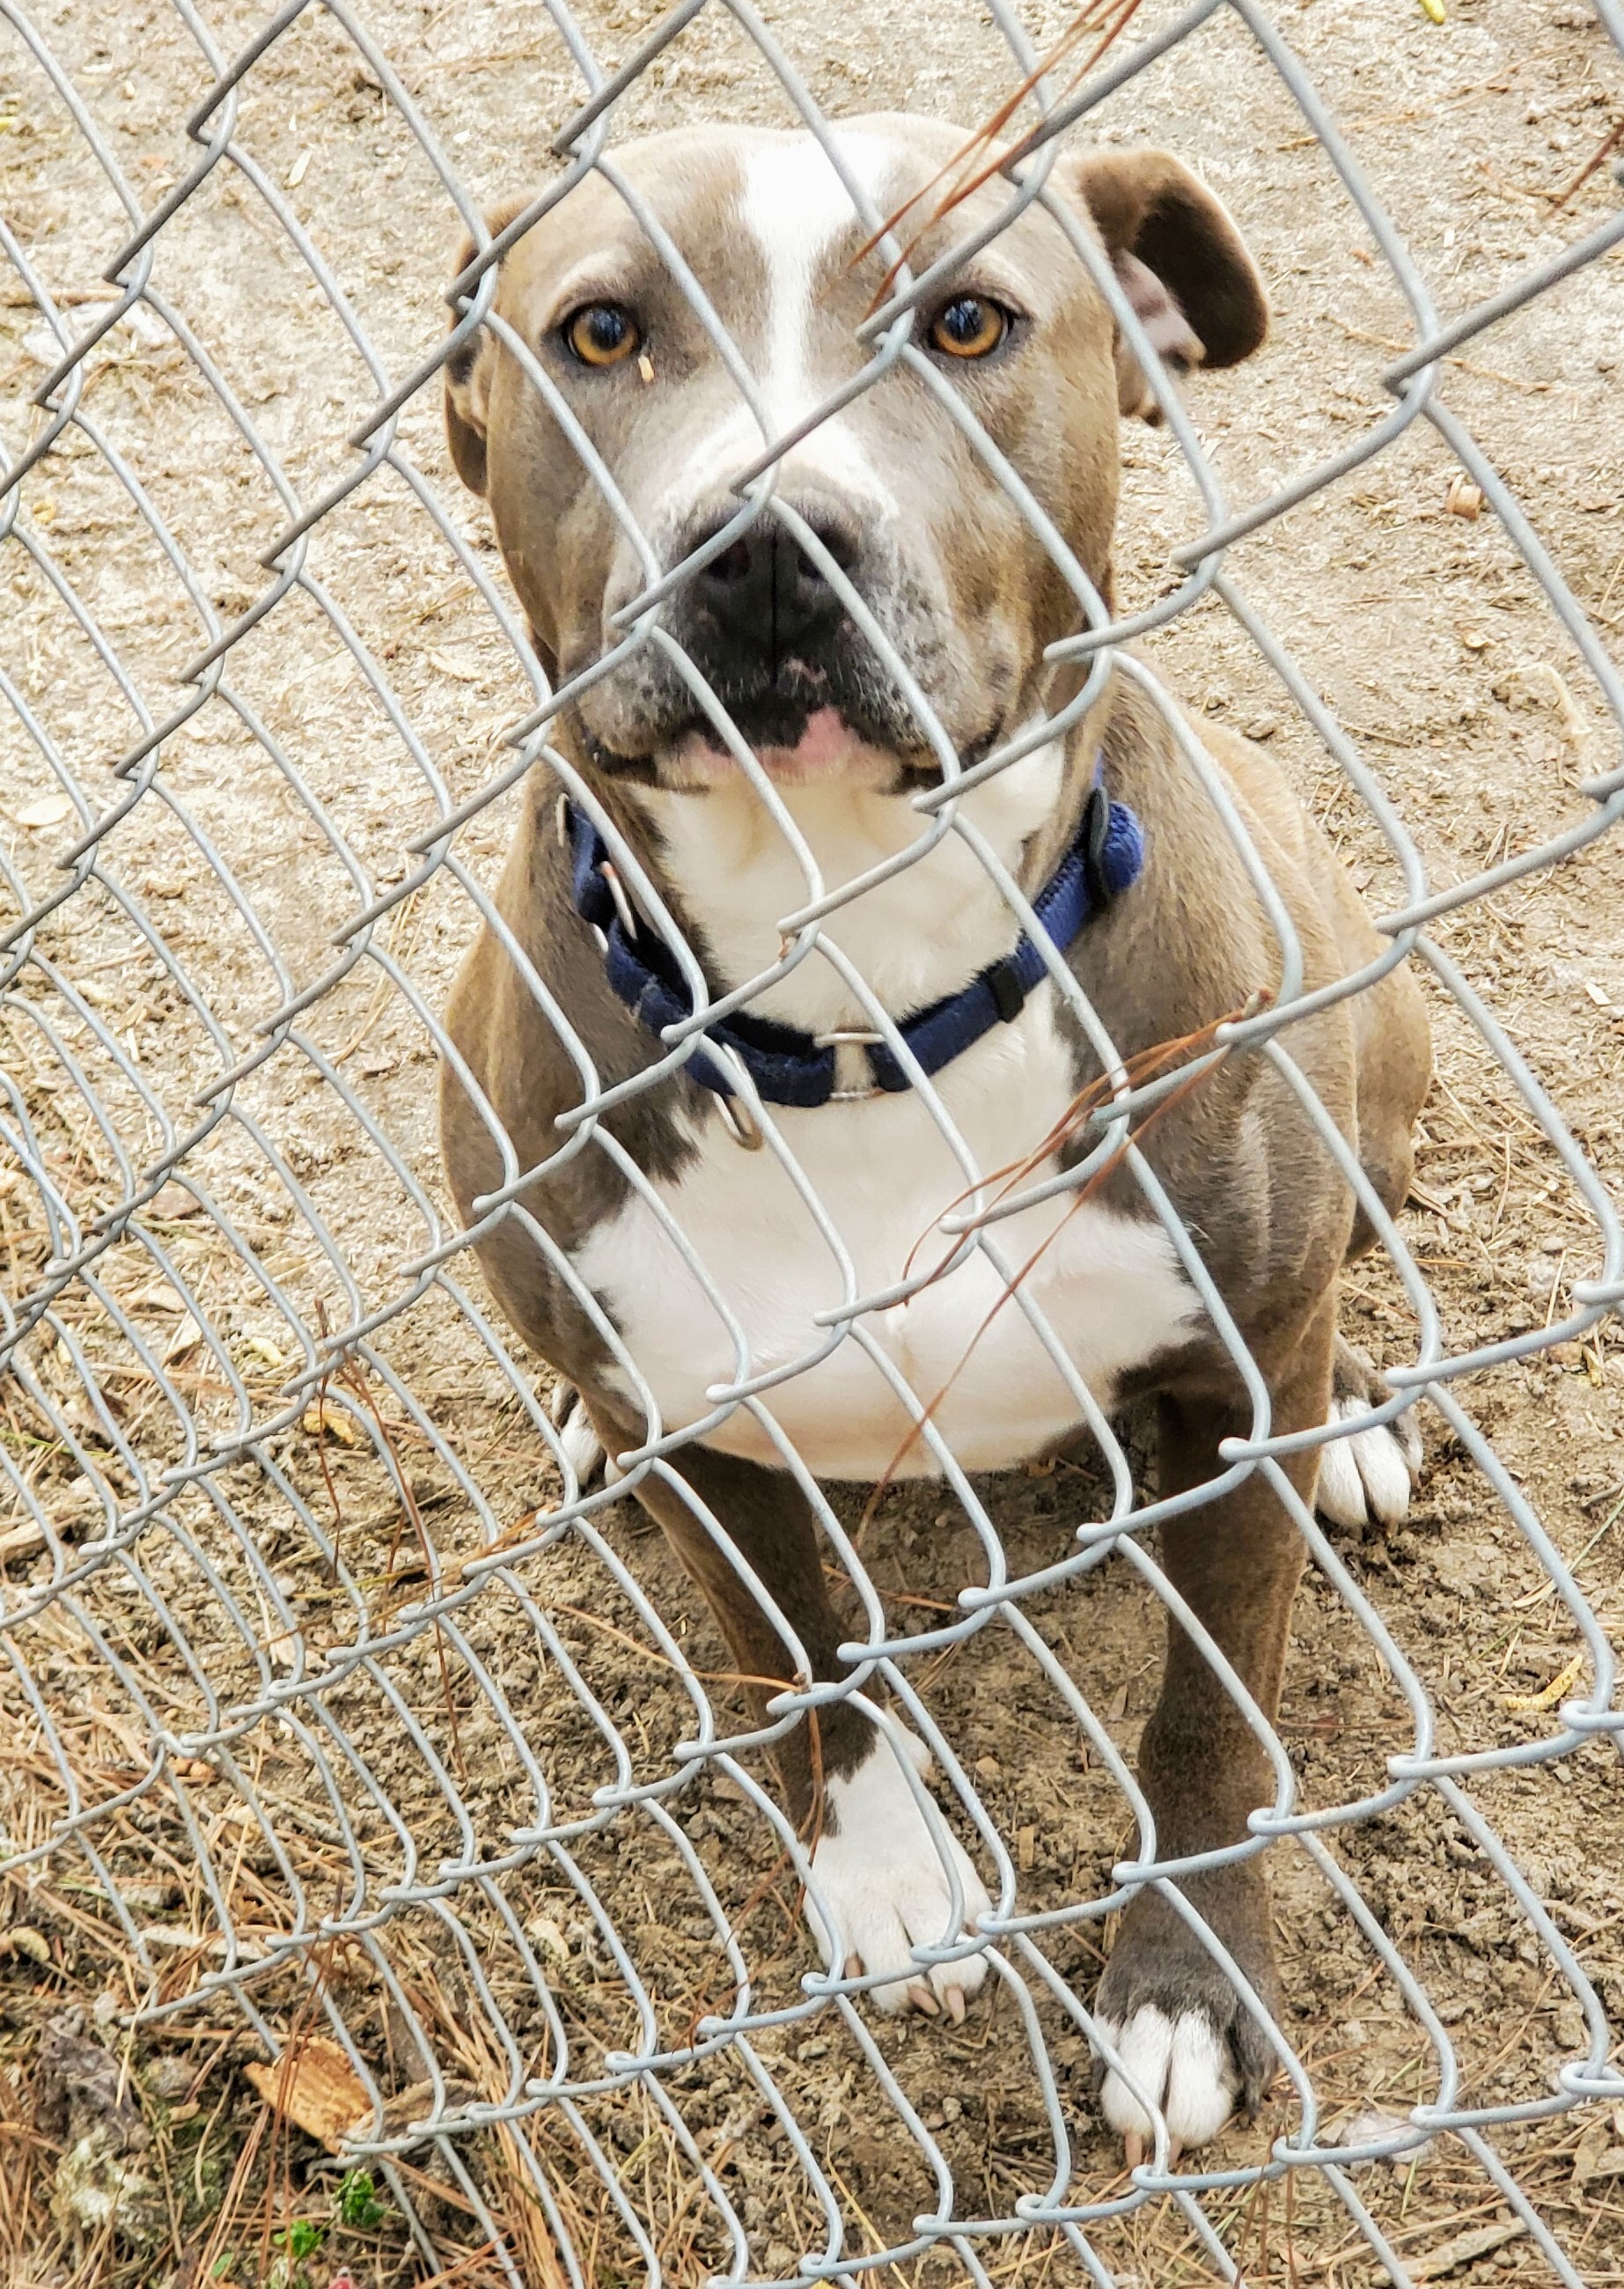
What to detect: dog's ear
<box><xmin>1062</xmin><ymin>149</ymin><xmax>1268</xmax><ymax>419</ymax></box>
<box><xmin>443</xmin><ymin>198</ymin><xmax>530</xmax><ymax>495</ymax></box>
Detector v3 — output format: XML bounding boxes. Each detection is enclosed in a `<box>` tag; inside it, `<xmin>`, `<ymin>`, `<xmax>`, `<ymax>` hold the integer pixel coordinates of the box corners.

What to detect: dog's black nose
<box><xmin>685</xmin><ymin>507</ymin><xmax>858</xmax><ymax>659</ymax></box>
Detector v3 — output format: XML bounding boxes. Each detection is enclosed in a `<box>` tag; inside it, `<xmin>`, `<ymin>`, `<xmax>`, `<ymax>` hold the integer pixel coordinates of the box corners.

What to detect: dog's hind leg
<box><xmin>1317</xmin><ymin>953</ymin><xmax>1431</xmax><ymax>1533</ymax></box>
<box><xmin>1314</xmin><ymin>1332</ymin><xmax>1422</xmax><ymax>1532</ymax></box>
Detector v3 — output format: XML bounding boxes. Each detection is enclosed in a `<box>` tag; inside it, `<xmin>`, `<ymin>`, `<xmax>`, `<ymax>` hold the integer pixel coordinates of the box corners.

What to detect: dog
<box><xmin>436</xmin><ymin>115</ymin><xmax>1432</xmax><ymax>2160</ymax></box>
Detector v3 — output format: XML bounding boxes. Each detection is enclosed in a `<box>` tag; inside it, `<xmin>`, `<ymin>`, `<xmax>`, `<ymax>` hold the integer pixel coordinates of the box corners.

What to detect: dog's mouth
<box><xmin>576</xmin><ymin>664</ymin><xmax>956</xmax><ymax>791</ymax></box>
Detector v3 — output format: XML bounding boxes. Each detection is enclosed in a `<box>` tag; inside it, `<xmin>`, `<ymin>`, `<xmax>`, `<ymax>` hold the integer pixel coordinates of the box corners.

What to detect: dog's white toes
<box><xmin>810</xmin><ymin>1731</ymin><xmax>992</xmax><ymax>2018</ymax></box>
<box><xmin>1096</xmin><ymin>2005</ymin><xmax>1238</xmax><ymax>2157</ymax></box>
<box><xmin>557</xmin><ymin>1396</ymin><xmax>606</xmax><ymax>1488</ymax></box>
<box><xmin>1316</xmin><ymin>1398</ymin><xmax>1418</xmax><ymax>1531</ymax></box>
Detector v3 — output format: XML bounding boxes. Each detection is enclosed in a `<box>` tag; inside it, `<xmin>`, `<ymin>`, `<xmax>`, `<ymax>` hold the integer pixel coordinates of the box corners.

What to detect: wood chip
<box><xmin>150</xmin><ymin>1182</ymin><xmax>202</xmax><ymax>1218</ymax></box>
<box><xmin>14</xmin><ymin>790</ymin><xmax>74</xmax><ymax>828</ymax></box>
<box><xmin>301</xmin><ymin>1396</ymin><xmax>362</xmax><ymax>1446</ymax></box>
<box><xmin>0</xmin><ymin>1925</ymin><xmax>51</xmax><ymax>1966</ymax></box>
<box><xmin>1018</xmin><ymin>1824</ymin><xmax>1035</xmax><ymax>1872</ymax></box>
<box><xmin>1575</xmin><ymin>2117</ymin><xmax>1624</xmax><ymax>2183</ymax></box>
<box><xmin>245</xmin><ymin>2035</ymin><xmax>370</xmax><ymax>2151</ymax></box>
<box><xmin>1445</xmin><ymin>472</ymin><xmax>1485</xmax><ymax>520</ymax></box>
<box><xmin>1404</xmin><ymin>2221</ymin><xmax>1524</xmax><ymax>2280</ymax></box>
<box><xmin>1503</xmin><ymin>1649</ymin><xmax>1584</xmax><ymax>1711</ymax></box>
<box><xmin>133</xmin><ymin>1280</ymin><xmax>187</xmax><ymax>1314</ymax></box>
<box><xmin>0</xmin><ymin>1520</ymin><xmax>48</xmax><ymax>1564</ymax></box>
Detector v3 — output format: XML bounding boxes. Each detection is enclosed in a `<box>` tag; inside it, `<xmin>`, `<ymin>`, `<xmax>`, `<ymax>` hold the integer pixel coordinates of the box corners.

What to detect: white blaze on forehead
<box><xmin>667</xmin><ymin>130</ymin><xmax>901</xmax><ymax>516</ymax></box>
<box><xmin>740</xmin><ymin>130</ymin><xmax>893</xmax><ymax>433</ymax></box>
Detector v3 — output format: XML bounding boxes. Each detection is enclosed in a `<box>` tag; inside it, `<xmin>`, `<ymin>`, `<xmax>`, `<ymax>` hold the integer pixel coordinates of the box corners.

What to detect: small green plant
<box><xmin>268</xmin><ymin>2214</ymin><xmax>327</xmax><ymax>2289</ymax></box>
<box><xmin>281</xmin><ymin>2219</ymin><xmax>327</xmax><ymax>2264</ymax></box>
<box><xmin>336</xmin><ymin>2168</ymin><xmax>389</xmax><ymax>2232</ymax></box>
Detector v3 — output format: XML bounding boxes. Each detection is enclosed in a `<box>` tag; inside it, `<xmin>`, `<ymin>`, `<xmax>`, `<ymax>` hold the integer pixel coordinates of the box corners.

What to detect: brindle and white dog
<box><xmin>436</xmin><ymin>116</ymin><xmax>1431</xmax><ymax>2159</ymax></box>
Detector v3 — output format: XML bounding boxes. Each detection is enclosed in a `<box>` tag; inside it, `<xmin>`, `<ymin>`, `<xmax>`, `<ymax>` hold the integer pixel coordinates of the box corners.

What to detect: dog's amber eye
<box><xmin>564</xmin><ymin>304</ymin><xmax>640</xmax><ymax>368</ymax></box>
<box><xmin>928</xmin><ymin>295</ymin><xmax>1008</xmax><ymax>360</ymax></box>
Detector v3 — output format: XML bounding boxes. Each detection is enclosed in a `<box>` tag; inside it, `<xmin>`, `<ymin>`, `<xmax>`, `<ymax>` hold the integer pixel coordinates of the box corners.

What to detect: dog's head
<box><xmin>445</xmin><ymin>117</ymin><xmax>1266</xmax><ymax>792</ymax></box>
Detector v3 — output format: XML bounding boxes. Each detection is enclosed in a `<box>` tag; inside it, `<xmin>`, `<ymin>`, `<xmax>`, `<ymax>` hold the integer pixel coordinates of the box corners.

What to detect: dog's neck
<box><xmin>626</xmin><ymin>732</ymin><xmax>1082</xmax><ymax>1039</ymax></box>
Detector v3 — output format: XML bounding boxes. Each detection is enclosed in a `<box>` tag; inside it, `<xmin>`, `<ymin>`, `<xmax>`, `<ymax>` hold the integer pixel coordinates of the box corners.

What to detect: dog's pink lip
<box><xmin>672</xmin><ymin>705</ymin><xmax>863</xmax><ymax>784</ymax></box>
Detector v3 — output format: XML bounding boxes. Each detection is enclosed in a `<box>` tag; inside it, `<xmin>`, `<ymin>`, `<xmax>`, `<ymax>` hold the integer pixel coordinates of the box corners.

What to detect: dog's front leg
<box><xmin>1094</xmin><ymin>1301</ymin><xmax>1334</xmax><ymax>2160</ymax></box>
<box><xmin>592</xmin><ymin>1417</ymin><xmax>992</xmax><ymax>2019</ymax></box>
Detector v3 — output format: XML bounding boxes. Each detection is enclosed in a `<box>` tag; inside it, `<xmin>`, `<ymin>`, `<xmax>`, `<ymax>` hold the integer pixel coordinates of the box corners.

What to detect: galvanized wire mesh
<box><xmin>2</xmin><ymin>0</ymin><xmax>1623</xmax><ymax>2282</ymax></box>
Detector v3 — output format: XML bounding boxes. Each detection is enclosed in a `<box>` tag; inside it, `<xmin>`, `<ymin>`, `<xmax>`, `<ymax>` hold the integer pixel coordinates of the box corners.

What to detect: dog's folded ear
<box><xmin>443</xmin><ymin>199</ymin><xmax>530</xmax><ymax>495</ymax></box>
<box><xmin>1061</xmin><ymin>149</ymin><xmax>1268</xmax><ymax>419</ymax></box>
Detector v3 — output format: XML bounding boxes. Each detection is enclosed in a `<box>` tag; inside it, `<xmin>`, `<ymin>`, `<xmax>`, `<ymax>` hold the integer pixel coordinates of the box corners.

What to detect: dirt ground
<box><xmin>2</xmin><ymin>0</ymin><xmax>1623</xmax><ymax>2284</ymax></box>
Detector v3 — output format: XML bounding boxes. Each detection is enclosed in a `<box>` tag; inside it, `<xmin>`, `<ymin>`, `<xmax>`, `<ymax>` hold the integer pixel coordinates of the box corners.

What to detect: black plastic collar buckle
<box><xmin>1082</xmin><ymin>780</ymin><xmax>1114</xmax><ymax>912</ymax></box>
<box><xmin>985</xmin><ymin>958</ymin><xmax>1027</xmax><ymax>1026</ymax></box>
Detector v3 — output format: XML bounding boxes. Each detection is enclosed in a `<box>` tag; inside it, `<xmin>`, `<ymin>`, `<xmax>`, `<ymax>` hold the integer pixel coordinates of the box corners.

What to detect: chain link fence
<box><xmin>3</xmin><ymin>0</ymin><xmax>1623</xmax><ymax>2282</ymax></box>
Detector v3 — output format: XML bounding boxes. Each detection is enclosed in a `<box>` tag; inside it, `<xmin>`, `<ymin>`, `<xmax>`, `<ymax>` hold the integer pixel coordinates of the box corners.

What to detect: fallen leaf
<box><xmin>302</xmin><ymin>1397</ymin><xmax>362</xmax><ymax>1446</ymax></box>
<box><xmin>245</xmin><ymin>2036</ymin><xmax>370</xmax><ymax>2152</ymax></box>
<box><xmin>240</xmin><ymin>1336</ymin><xmax>284</xmax><ymax>1368</ymax></box>
<box><xmin>287</xmin><ymin>148</ymin><xmax>312</xmax><ymax>188</ymax></box>
<box><xmin>149</xmin><ymin>1183</ymin><xmax>202</xmax><ymax>1219</ymax></box>
<box><xmin>133</xmin><ymin>1281</ymin><xmax>187</xmax><ymax>1315</ymax></box>
<box><xmin>428</xmin><ymin>648</ymin><xmax>482</xmax><ymax>682</ymax></box>
<box><xmin>0</xmin><ymin>1925</ymin><xmax>51</xmax><ymax>1966</ymax></box>
<box><xmin>164</xmin><ymin>1313</ymin><xmax>204</xmax><ymax>1363</ymax></box>
<box><xmin>1406</xmin><ymin>2221</ymin><xmax>1524</xmax><ymax>2280</ymax></box>
<box><xmin>15</xmin><ymin>791</ymin><xmax>74</xmax><ymax>828</ymax></box>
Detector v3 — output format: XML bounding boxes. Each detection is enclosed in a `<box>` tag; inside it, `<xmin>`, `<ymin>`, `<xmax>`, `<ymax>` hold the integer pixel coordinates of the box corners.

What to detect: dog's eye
<box><xmin>927</xmin><ymin>294</ymin><xmax>1009</xmax><ymax>360</ymax></box>
<box><xmin>563</xmin><ymin>304</ymin><xmax>640</xmax><ymax>368</ymax></box>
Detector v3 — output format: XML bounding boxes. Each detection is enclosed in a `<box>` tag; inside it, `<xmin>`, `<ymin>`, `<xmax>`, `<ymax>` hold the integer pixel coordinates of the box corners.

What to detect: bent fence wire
<box><xmin>2</xmin><ymin>0</ymin><xmax>1622</xmax><ymax>2281</ymax></box>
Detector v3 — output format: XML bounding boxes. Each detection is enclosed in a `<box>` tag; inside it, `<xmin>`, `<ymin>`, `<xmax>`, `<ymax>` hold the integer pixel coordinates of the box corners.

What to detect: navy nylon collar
<box><xmin>566</xmin><ymin>769</ymin><xmax>1144</xmax><ymax>1110</ymax></box>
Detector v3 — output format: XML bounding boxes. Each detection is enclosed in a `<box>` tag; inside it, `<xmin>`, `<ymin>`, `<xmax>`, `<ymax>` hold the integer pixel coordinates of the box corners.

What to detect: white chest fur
<box><xmin>572</xmin><ymin>757</ymin><xmax>1201</xmax><ymax>1480</ymax></box>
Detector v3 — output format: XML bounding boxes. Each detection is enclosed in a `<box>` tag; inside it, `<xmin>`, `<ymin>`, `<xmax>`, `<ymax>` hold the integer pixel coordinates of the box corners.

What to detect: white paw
<box><xmin>1095</xmin><ymin>2005</ymin><xmax>1239</xmax><ymax>2158</ymax></box>
<box><xmin>808</xmin><ymin>1730</ymin><xmax>992</xmax><ymax>2019</ymax></box>
<box><xmin>555</xmin><ymin>1395</ymin><xmax>619</xmax><ymax>1487</ymax></box>
<box><xmin>1315</xmin><ymin>1397</ymin><xmax>1419</xmax><ymax>1531</ymax></box>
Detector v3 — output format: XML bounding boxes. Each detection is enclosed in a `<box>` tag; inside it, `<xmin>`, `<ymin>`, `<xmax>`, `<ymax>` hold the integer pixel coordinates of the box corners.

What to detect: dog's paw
<box><xmin>1094</xmin><ymin>2002</ymin><xmax>1239</xmax><ymax>2160</ymax></box>
<box><xmin>809</xmin><ymin>1729</ymin><xmax>992</xmax><ymax>2020</ymax></box>
<box><xmin>1092</xmin><ymin>1876</ymin><xmax>1278</xmax><ymax>2163</ymax></box>
<box><xmin>1315</xmin><ymin>1337</ymin><xmax>1422</xmax><ymax>1532</ymax></box>
<box><xmin>549</xmin><ymin>1388</ymin><xmax>621</xmax><ymax>1490</ymax></box>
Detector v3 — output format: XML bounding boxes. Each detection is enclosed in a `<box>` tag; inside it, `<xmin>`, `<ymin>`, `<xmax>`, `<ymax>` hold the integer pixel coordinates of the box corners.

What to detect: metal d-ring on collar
<box><xmin>562</xmin><ymin>760</ymin><xmax>1146</xmax><ymax>1120</ymax></box>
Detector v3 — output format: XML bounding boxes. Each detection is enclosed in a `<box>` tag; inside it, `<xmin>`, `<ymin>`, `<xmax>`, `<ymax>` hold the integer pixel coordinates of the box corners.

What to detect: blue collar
<box><xmin>566</xmin><ymin>769</ymin><xmax>1144</xmax><ymax>1110</ymax></box>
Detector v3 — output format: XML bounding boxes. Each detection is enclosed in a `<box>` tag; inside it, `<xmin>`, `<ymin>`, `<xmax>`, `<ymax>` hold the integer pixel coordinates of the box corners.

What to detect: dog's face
<box><xmin>445</xmin><ymin>117</ymin><xmax>1266</xmax><ymax>792</ymax></box>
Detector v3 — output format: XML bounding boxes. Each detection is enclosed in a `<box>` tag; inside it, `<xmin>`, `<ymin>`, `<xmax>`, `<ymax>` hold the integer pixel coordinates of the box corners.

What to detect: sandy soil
<box><xmin>2</xmin><ymin>0</ymin><xmax>1622</xmax><ymax>2284</ymax></box>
